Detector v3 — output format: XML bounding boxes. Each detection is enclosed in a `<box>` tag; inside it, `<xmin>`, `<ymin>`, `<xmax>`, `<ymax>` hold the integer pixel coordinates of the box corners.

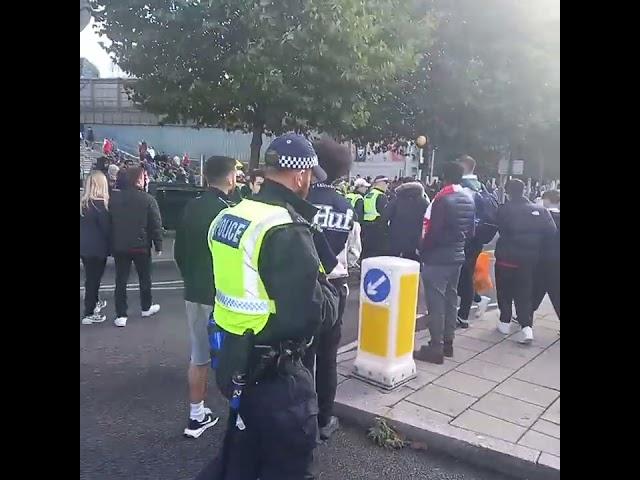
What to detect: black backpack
<box><xmin>473</xmin><ymin>186</ymin><xmax>499</xmax><ymax>244</ymax></box>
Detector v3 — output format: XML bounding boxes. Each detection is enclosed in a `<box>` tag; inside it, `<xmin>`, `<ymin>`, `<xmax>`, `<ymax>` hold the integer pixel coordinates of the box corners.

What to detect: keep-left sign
<box><xmin>363</xmin><ymin>268</ymin><xmax>390</xmax><ymax>303</ymax></box>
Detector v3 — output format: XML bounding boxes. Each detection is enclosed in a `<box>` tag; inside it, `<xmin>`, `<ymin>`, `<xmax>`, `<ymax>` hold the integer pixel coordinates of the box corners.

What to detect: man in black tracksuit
<box><xmin>495</xmin><ymin>179</ymin><xmax>557</xmax><ymax>344</ymax></box>
<box><xmin>174</xmin><ymin>156</ymin><xmax>236</xmax><ymax>439</ymax></box>
<box><xmin>304</xmin><ymin>138</ymin><xmax>360</xmax><ymax>441</ymax></box>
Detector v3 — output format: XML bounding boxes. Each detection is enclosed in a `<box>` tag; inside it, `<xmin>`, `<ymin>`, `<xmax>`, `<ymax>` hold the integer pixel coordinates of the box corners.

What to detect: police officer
<box><xmin>345</xmin><ymin>178</ymin><xmax>369</xmax><ymax>221</ymax></box>
<box><xmin>361</xmin><ymin>175</ymin><xmax>390</xmax><ymax>258</ymax></box>
<box><xmin>304</xmin><ymin>138</ymin><xmax>362</xmax><ymax>441</ymax></box>
<box><xmin>196</xmin><ymin>134</ymin><xmax>339</xmax><ymax>480</ymax></box>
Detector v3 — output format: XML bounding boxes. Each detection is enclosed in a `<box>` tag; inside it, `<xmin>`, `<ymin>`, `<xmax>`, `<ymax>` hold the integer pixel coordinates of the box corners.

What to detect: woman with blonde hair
<box><xmin>80</xmin><ymin>170</ymin><xmax>111</xmax><ymax>324</ymax></box>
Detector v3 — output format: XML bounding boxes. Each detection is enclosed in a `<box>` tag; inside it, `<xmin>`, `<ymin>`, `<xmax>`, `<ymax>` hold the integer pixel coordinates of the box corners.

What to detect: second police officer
<box><xmin>196</xmin><ymin>134</ymin><xmax>339</xmax><ymax>480</ymax></box>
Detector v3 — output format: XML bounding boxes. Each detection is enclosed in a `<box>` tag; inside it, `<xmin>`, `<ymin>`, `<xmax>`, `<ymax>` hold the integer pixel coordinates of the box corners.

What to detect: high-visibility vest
<box><xmin>208</xmin><ymin>199</ymin><xmax>292</xmax><ymax>336</ymax></box>
<box><xmin>363</xmin><ymin>188</ymin><xmax>384</xmax><ymax>221</ymax></box>
<box><xmin>345</xmin><ymin>192</ymin><xmax>363</xmax><ymax>209</ymax></box>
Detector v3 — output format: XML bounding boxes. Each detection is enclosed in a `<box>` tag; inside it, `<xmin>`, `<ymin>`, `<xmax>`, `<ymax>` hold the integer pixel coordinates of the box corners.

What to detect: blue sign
<box><xmin>363</xmin><ymin>268</ymin><xmax>391</xmax><ymax>303</ymax></box>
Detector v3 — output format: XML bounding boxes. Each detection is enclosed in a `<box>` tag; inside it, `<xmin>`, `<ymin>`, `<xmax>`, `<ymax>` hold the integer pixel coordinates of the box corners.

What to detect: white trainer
<box><xmin>518</xmin><ymin>326</ymin><xmax>534</xmax><ymax>344</ymax></box>
<box><xmin>114</xmin><ymin>317</ymin><xmax>128</xmax><ymax>327</ymax></box>
<box><xmin>475</xmin><ymin>296</ymin><xmax>491</xmax><ymax>319</ymax></box>
<box><xmin>82</xmin><ymin>313</ymin><xmax>106</xmax><ymax>325</ymax></box>
<box><xmin>142</xmin><ymin>304</ymin><xmax>160</xmax><ymax>317</ymax></box>
<box><xmin>94</xmin><ymin>299</ymin><xmax>107</xmax><ymax>314</ymax></box>
<box><xmin>497</xmin><ymin>321</ymin><xmax>511</xmax><ymax>335</ymax></box>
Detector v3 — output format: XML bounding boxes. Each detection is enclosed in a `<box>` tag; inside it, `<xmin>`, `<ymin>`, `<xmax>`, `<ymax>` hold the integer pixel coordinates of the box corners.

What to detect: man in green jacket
<box><xmin>174</xmin><ymin>155</ymin><xmax>236</xmax><ymax>439</ymax></box>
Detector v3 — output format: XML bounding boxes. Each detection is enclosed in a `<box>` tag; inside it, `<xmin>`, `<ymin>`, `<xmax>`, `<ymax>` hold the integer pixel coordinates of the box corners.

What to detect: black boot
<box><xmin>413</xmin><ymin>343</ymin><xmax>444</xmax><ymax>364</ymax></box>
<box><xmin>443</xmin><ymin>341</ymin><xmax>453</xmax><ymax>358</ymax></box>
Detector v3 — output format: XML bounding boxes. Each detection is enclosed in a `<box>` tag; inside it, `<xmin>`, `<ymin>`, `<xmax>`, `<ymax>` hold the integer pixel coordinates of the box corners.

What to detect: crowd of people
<box><xmin>80</xmin><ymin>133</ymin><xmax>560</xmax><ymax>479</ymax></box>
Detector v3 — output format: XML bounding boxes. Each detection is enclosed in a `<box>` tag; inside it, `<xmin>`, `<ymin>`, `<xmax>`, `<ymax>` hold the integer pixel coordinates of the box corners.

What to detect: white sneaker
<box><xmin>114</xmin><ymin>317</ymin><xmax>128</xmax><ymax>327</ymax></box>
<box><xmin>94</xmin><ymin>299</ymin><xmax>107</xmax><ymax>314</ymax></box>
<box><xmin>82</xmin><ymin>313</ymin><xmax>106</xmax><ymax>325</ymax></box>
<box><xmin>497</xmin><ymin>321</ymin><xmax>511</xmax><ymax>335</ymax></box>
<box><xmin>142</xmin><ymin>304</ymin><xmax>160</xmax><ymax>317</ymax></box>
<box><xmin>518</xmin><ymin>326</ymin><xmax>534</xmax><ymax>344</ymax></box>
<box><xmin>475</xmin><ymin>296</ymin><xmax>491</xmax><ymax>319</ymax></box>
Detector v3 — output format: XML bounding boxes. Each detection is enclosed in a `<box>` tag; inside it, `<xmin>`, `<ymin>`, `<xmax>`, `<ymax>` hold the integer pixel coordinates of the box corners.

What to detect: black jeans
<box><xmin>303</xmin><ymin>278</ymin><xmax>347</xmax><ymax>427</ymax></box>
<box><xmin>532</xmin><ymin>262</ymin><xmax>560</xmax><ymax>319</ymax></box>
<box><xmin>81</xmin><ymin>256</ymin><xmax>107</xmax><ymax>317</ymax></box>
<box><xmin>195</xmin><ymin>359</ymin><xmax>317</xmax><ymax>480</ymax></box>
<box><xmin>495</xmin><ymin>264</ymin><xmax>534</xmax><ymax>327</ymax></box>
<box><xmin>457</xmin><ymin>242</ymin><xmax>483</xmax><ymax>320</ymax></box>
<box><xmin>114</xmin><ymin>252</ymin><xmax>152</xmax><ymax>317</ymax></box>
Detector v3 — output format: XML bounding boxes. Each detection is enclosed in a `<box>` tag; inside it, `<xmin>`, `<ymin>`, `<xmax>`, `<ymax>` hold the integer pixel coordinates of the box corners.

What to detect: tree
<box><xmin>354</xmin><ymin>0</ymin><xmax>560</xmax><ymax>178</ymax></box>
<box><xmin>93</xmin><ymin>0</ymin><xmax>431</xmax><ymax>168</ymax></box>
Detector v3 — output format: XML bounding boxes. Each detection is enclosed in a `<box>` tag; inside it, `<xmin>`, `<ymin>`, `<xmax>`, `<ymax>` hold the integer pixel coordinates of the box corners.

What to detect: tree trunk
<box><xmin>249</xmin><ymin>123</ymin><xmax>264</xmax><ymax>170</ymax></box>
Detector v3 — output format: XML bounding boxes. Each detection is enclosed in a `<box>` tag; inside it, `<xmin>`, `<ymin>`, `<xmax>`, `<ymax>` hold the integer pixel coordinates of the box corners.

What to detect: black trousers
<box><xmin>495</xmin><ymin>264</ymin><xmax>534</xmax><ymax>327</ymax></box>
<box><xmin>532</xmin><ymin>262</ymin><xmax>560</xmax><ymax>319</ymax></box>
<box><xmin>302</xmin><ymin>278</ymin><xmax>347</xmax><ymax>427</ymax></box>
<box><xmin>195</xmin><ymin>359</ymin><xmax>318</xmax><ymax>480</ymax></box>
<box><xmin>457</xmin><ymin>242</ymin><xmax>483</xmax><ymax>320</ymax></box>
<box><xmin>81</xmin><ymin>256</ymin><xmax>107</xmax><ymax>317</ymax></box>
<box><xmin>361</xmin><ymin>221</ymin><xmax>387</xmax><ymax>259</ymax></box>
<box><xmin>114</xmin><ymin>252</ymin><xmax>152</xmax><ymax>317</ymax></box>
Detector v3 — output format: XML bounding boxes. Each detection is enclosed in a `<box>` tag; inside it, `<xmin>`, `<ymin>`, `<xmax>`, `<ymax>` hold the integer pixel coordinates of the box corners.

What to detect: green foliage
<box><xmin>92</xmin><ymin>0</ymin><xmax>431</xmax><ymax>166</ymax></box>
<box><xmin>368</xmin><ymin>417</ymin><xmax>406</xmax><ymax>449</ymax></box>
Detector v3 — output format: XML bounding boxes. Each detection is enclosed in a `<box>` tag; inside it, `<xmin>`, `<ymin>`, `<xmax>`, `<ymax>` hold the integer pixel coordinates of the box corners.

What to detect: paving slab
<box><xmin>452</xmin><ymin>335</ymin><xmax>497</xmax><ymax>353</ymax></box>
<box><xmin>455</xmin><ymin>359</ymin><xmax>516</xmax><ymax>382</ymax></box>
<box><xmin>531</xmin><ymin>419</ymin><xmax>560</xmax><ymax>438</ymax></box>
<box><xmin>472</xmin><ymin>392</ymin><xmax>545</xmax><ymax>428</ymax></box>
<box><xmin>404</xmin><ymin>370</ymin><xmax>438</xmax><ymax>390</ymax></box>
<box><xmin>514</xmin><ymin>342</ymin><xmax>560</xmax><ymax>390</ymax></box>
<box><xmin>433</xmin><ymin>370</ymin><xmax>497</xmax><ymax>398</ymax></box>
<box><xmin>387</xmin><ymin>400</ymin><xmax>453</xmax><ymax>427</ymax></box>
<box><xmin>475</xmin><ymin>341</ymin><xmax>544</xmax><ymax>369</ymax></box>
<box><xmin>415</xmin><ymin>358</ymin><xmax>458</xmax><ymax>376</ymax></box>
<box><xmin>451</xmin><ymin>409</ymin><xmax>526</xmax><ymax>443</ymax></box>
<box><xmin>541</xmin><ymin>398</ymin><xmax>560</xmax><ymax>425</ymax></box>
<box><xmin>405</xmin><ymin>384</ymin><xmax>476</xmax><ymax>417</ymax></box>
<box><xmin>494</xmin><ymin>378</ymin><xmax>559</xmax><ymax>407</ymax></box>
<box><xmin>518</xmin><ymin>430</ymin><xmax>560</xmax><ymax>456</ymax></box>
<box><xmin>335</xmin><ymin>378</ymin><xmax>412</xmax><ymax>415</ymax></box>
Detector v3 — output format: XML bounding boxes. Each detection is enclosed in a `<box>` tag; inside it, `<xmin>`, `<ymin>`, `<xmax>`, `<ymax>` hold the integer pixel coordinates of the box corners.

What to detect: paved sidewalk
<box><xmin>335</xmin><ymin>298</ymin><xmax>559</xmax><ymax>479</ymax></box>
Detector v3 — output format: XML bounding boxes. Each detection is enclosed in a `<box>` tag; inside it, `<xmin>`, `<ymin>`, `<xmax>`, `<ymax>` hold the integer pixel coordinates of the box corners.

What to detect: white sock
<box><xmin>190</xmin><ymin>401</ymin><xmax>205</xmax><ymax>421</ymax></box>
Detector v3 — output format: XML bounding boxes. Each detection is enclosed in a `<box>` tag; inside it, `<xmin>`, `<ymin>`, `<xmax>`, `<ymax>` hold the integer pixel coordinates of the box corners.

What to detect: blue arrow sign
<box><xmin>363</xmin><ymin>268</ymin><xmax>391</xmax><ymax>303</ymax></box>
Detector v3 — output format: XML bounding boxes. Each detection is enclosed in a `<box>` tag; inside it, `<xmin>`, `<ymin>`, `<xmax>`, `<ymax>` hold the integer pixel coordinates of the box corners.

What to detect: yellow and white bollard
<box><xmin>352</xmin><ymin>256</ymin><xmax>421</xmax><ymax>390</ymax></box>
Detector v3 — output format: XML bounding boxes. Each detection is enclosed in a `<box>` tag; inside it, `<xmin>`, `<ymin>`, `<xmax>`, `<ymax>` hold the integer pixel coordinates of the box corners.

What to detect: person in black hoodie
<box><xmin>383</xmin><ymin>181</ymin><xmax>429</xmax><ymax>261</ymax></box>
<box><xmin>80</xmin><ymin>170</ymin><xmax>111</xmax><ymax>325</ymax></box>
<box><xmin>174</xmin><ymin>156</ymin><xmax>236</xmax><ymax>439</ymax></box>
<box><xmin>304</xmin><ymin>137</ymin><xmax>361</xmax><ymax>441</ymax></box>
<box><xmin>109</xmin><ymin>166</ymin><xmax>163</xmax><ymax>327</ymax></box>
<box><xmin>415</xmin><ymin>162</ymin><xmax>475</xmax><ymax>364</ymax></box>
<box><xmin>495</xmin><ymin>179</ymin><xmax>557</xmax><ymax>344</ymax></box>
<box><xmin>532</xmin><ymin>189</ymin><xmax>560</xmax><ymax>320</ymax></box>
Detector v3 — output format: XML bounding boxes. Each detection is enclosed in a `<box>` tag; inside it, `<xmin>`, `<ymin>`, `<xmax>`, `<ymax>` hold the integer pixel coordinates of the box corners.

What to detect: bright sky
<box><xmin>80</xmin><ymin>18</ymin><xmax>126</xmax><ymax>78</ymax></box>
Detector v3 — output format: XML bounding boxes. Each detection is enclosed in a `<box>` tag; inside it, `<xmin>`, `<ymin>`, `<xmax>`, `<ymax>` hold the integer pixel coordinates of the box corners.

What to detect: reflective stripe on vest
<box><xmin>345</xmin><ymin>192</ymin><xmax>363</xmax><ymax>209</ymax></box>
<box><xmin>208</xmin><ymin>199</ymin><xmax>292</xmax><ymax>335</ymax></box>
<box><xmin>363</xmin><ymin>189</ymin><xmax>383</xmax><ymax>221</ymax></box>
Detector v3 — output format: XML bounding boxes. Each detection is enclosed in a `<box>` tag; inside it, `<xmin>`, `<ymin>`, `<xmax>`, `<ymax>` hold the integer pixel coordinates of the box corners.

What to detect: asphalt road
<box><xmin>80</xmin><ymin>240</ymin><xmax>509</xmax><ymax>479</ymax></box>
<box><xmin>80</xmin><ymin>286</ymin><xmax>511</xmax><ymax>480</ymax></box>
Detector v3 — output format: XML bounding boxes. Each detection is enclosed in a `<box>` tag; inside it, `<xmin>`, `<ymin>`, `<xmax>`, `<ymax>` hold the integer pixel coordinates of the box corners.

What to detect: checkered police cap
<box><xmin>264</xmin><ymin>133</ymin><xmax>327</xmax><ymax>181</ymax></box>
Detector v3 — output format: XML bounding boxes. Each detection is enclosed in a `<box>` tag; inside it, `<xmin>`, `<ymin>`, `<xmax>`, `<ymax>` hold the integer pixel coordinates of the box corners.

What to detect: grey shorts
<box><xmin>185</xmin><ymin>301</ymin><xmax>213</xmax><ymax>366</ymax></box>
